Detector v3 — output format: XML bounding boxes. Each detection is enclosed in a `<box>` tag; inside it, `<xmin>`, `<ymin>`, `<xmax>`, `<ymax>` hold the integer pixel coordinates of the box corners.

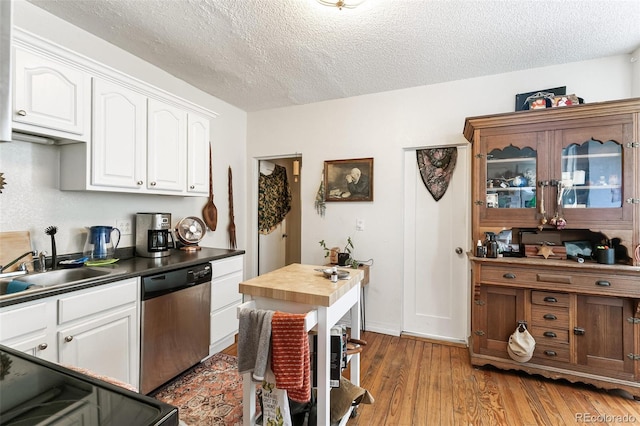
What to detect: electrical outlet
<box><xmin>116</xmin><ymin>219</ymin><xmax>132</xmax><ymax>235</ymax></box>
<box><xmin>356</xmin><ymin>218</ymin><xmax>365</xmax><ymax>231</ymax></box>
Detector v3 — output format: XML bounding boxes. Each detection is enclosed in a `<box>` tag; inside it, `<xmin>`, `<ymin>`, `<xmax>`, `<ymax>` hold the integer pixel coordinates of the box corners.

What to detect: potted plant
<box><xmin>319</xmin><ymin>237</ymin><xmax>357</xmax><ymax>268</ymax></box>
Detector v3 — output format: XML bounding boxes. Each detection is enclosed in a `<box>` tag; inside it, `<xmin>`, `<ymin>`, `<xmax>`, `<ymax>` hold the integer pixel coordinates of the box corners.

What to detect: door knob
<box><xmin>38</xmin><ymin>343</ymin><xmax>48</xmax><ymax>350</ymax></box>
<box><xmin>64</xmin><ymin>335</ymin><xmax>74</xmax><ymax>342</ymax></box>
<box><xmin>455</xmin><ymin>247</ymin><xmax>463</xmax><ymax>255</ymax></box>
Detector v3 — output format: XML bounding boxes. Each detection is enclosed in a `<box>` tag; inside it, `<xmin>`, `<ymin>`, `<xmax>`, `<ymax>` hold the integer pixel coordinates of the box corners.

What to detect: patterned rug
<box><xmin>150</xmin><ymin>353</ymin><xmax>244</xmax><ymax>426</ymax></box>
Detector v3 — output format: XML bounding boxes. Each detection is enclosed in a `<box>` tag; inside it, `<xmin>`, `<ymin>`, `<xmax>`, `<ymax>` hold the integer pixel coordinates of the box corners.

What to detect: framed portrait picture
<box><xmin>324</xmin><ymin>157</ymin><xmax>374</xmax><ymax>202</ymax></box>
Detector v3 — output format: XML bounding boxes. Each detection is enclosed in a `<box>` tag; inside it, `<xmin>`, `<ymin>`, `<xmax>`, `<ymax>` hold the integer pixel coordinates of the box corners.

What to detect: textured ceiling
<box><xmin>27</xmin><ymin>0</ymin><xmax>640</xmax><ymax>112</ymax></box>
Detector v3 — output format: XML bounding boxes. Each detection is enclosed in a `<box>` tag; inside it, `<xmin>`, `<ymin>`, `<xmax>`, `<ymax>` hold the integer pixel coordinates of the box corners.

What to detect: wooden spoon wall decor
<box><xmin>202</xmin><ymin>144</ymin><xmax>218</xmax><ymax>231</ymax></box>
<box><xmin>228</xmin><ymin>166</ymin><xmax>237</xmax><ymax>249</ymax></box>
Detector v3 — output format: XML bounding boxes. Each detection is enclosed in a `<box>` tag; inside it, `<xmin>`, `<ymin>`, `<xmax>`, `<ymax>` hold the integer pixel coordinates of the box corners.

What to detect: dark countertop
<box><xmin>0</xmin><ymin>247</ymin><xmax>245</xmax><ymax>308</ymax></box>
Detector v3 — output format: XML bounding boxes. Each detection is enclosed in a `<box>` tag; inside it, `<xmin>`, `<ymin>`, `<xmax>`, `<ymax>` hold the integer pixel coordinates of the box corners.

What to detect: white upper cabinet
<box><xmin>15</xmin><ymin>28</ymin><xmax>217</xmax><ymax>197</ymax></box>
<box><xmin>187</xmin><ymin>113</ymin><xmax>210</xmax><ymax>195</ymax></box>
<box><xmin>13</xmin><ymin>46</ymin><xmax>90</xmax><ymax>141</ymax></box>
<box><xmin>91</xmin><ymin>78</ymin><xmax>147</xmax><ymax>189</ymax></box>
<box><xmin>147</xmin><ymin>98</ymin><xmax>187</xmax><ymax>192</ymax></box>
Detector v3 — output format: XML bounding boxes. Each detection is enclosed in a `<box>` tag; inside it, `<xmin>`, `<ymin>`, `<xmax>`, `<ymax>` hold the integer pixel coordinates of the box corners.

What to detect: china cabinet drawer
<box><xmin>530</xmin><ymin>326</ymin><xmax>569</xmax><ymax>344</ymax></box>
<box><xmin>480</xmin><ymin>265</ymin><xmax>640</xmax><ymax>297</ymax></box>
<box><xmin>531</xmin><ymin>305</ymin><xmax>569</xmax><ymax>328</ymax></box>
<box><xmin>531</xmin><ymin>291</ymin><xmax>569</xmax><ymax>307</ymax></box>
<box><xmin>533</xmin><ymin>344</ymin><xmax>570</xmax><ymax>363</ymax></box>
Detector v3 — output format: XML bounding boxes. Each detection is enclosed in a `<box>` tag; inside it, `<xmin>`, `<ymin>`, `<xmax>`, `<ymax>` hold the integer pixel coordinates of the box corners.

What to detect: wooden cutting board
<box><xmin>0</xmin><ymin>231</ymin><xmax>34</xmax><ymax>272</ymax></box>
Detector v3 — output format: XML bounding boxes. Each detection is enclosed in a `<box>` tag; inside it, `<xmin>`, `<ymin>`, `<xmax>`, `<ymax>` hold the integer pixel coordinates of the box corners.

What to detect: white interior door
<box><xmin>403</xmin><ymin>145</ymin><xmax>470</xmax><ymax>343</ymax></box>
<box><xmin>259</xmin><ymin>220</ymin><xmax>287</xmax><ymax>275</ymax></box>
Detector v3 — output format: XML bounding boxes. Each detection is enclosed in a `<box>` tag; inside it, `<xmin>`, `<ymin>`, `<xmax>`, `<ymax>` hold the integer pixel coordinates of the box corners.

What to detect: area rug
<box><xmin>150</xmin><ymin>353</ymin><xmax>244</xmax><ymax>426</ymax></box>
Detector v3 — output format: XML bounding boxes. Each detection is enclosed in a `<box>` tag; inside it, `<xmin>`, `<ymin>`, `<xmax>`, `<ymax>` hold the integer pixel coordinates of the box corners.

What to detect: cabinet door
<box><xmin>147</xmin><ymin>99</ymin><xmax>187</xmax><ymax>192</ymax></box>
<box><xmin>475</xmin><ymin>130</ymin><xmax>549</xmax><ymax>228</ymax></box>
<box><xmin>575</xmin><ymin>295</ymin><xmax>634</xmax><ymax>381</ymax></box>
<box><xmin>13</xmin><ymin>47</ymin><xmax>90</xmax><ymax>139</ymax></box>
<box><xmin>552</xmin><ymin>118</ymin><xmax>635</xmax><ymax>228</ymax></box>
<box><xmin>92</xmin><ymin>79</ymin><xmax>147</xmax><ymax>189</ymax></box>
<box><xmin>0</xmin><ymin>299</ymin><xmax>56</xmax><ymax>362</ymax></box>
<box><xmin>58</xmin><ymin>306</ymin><xmax>138</xmax><ymax>387</ymax></box>
<box><xmin>473</xmin><ymin>285</ymin><xmax>526</xmax><ymax>359</ymax></box>
<box><xmin>187</xmin><ymin>113</ymin><xmax>210</xmax><ymax>195</ymax></box>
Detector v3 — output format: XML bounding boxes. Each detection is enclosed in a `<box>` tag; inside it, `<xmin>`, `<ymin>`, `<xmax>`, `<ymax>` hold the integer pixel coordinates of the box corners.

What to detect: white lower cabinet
<box><xmin>210</xmin><ymin>255</ymin><xmax>244</xmax><ymax>355</ymax></box>
<box><xmin>57</xmin><ymin>278</ymin><xmax>139</xmax><ymax>387</ymax></box>
<box><xmin>0</xmin><ymin>299</ymin><xmax>56</xmax><ymax>362</ymax></box>
<box><xmin>0</xmin><ymin>278</ymin><xmax>140</xmax><ymax>390</ymax></box>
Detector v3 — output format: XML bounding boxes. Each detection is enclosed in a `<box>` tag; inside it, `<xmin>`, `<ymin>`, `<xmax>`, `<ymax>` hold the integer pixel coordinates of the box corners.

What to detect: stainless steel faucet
<box><xmin>0</xmin><ymin>250</ymin><xmax>38</xmax><ymax>273</ymax></box>
<box><xmin>38</xmin><ymin>251</ymin><xmax>48</xmax><ymax>272</ymax></box>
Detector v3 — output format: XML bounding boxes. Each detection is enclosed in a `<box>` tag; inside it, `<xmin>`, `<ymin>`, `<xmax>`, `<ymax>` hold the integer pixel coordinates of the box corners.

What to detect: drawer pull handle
<box><xmin>503</xmin><ymin>273</ymin><xmax>516</xmax><ymax>279</ymax></box>
<box><xmin>38</xmin><ymin>343</ymin><xmax>48</xmax><ymax>350</ymax></box>
<box><xmin>17</xmin><ymin>109</ymin><xmax>27</xmax><ymax>116</ymax></box>
<box><xmin>543</xmin><ymin>297</ymin><xmax>558</xmax><ymax>303</ymax></box>
<box><xmin>543</xmin><ymin>331</ymin><xmax>557</xmax><ymax>338</ymax></box>
<box><xmin>574</xmin><ymin>327</ymin><xmax>586</xmax><ymax>335</ymax></box>
<box><xmin>64</xmin><ymin>336</ymin><xmax>74</xmax><ymax>343</ymax></box>
<box><xmin>596</xmin><ymin>280</ymin><xmax>611</xmax><ymax>287</ymax></box>
<box><xmin>543</xmin><ymin>314</ymin><xmax>557</xmax><ymax>320</ymax></box>
<box><xmin>544</xmin><ymin>350</ymin><xmax>557</xmax><ymax>357</ymax></box>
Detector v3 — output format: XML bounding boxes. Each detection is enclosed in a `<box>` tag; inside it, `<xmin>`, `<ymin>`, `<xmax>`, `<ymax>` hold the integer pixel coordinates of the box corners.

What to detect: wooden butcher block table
<box><xmin>238</xmin><ymin>263</ymin><xmax>364</xmax><ymax>426</ymax></box>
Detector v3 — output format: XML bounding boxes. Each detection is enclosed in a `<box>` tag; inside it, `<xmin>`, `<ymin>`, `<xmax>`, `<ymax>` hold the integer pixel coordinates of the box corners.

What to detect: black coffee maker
<box><xmin>135</xmin><ymin>213</ymin><xmax>174</xmax><ymax>258</ymax></box>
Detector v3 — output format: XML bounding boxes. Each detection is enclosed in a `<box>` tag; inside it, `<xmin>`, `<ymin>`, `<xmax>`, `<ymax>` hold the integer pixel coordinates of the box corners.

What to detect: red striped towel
<box><xmin>271</xmin><ymin>311</ymin><xmax>310</xmax><ymax>403</ymax></box>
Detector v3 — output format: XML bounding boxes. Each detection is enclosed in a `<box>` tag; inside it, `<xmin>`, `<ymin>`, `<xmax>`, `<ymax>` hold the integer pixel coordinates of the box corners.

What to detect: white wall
<box><xmin>632</xmin><ymin>46</ymin><xmax>640</xmax><ymax>97</ymax></box>
<box><xmin>246</xmin><ymin>55</ymin><xmax>635</xmax><ymax>336</ymax></box>
<box><xmin>0</xmin><ymin>1</ymin><xmax>247</xmax><ymax>259</ymax></box>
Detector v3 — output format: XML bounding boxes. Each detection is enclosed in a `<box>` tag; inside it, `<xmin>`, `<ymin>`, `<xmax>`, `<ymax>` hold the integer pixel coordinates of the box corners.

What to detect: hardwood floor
<box><xmin>223</xmin><ymin>331</ymin><xmax>640</xmax><ymax>425</ymax></box>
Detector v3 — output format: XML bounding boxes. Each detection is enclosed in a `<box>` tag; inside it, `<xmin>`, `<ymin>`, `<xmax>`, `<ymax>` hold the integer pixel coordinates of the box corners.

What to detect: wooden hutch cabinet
<box><xmin>464</xmin><ymin>98</ymin><xmax>640</xmax><ymax>398</ymax></box>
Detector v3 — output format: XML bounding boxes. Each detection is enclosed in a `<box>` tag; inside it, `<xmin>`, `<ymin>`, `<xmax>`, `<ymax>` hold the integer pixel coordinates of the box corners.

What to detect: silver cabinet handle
<box><xmin>16</xmin><ymin>109</ymin><xmax>27</xmax><ymax>116</ymax></box>
<box><xmin>455</xmin><ymin>247</ymin><xmax>463</xmax><ymax>255</ymax></box>
<box><xmin>38</xmin><ymin>343</ymin><xmax>48</xmax><ymax>350</ymax></box>
<box><xmin>64</xmin><ymin>336</ymin><xmax>74</xmax><ymax>343</ymax></box>
<box><xmin>137</xmin><ymin>180</ymin><xmax>144</xmax><ymax>186</ymax></box>
<box><xmin>189</xmin><ymin>185</ymin><xmax>195</xmax><ymax>189</ymax></box>
<box><xmin>150</xmin><ymin>181</ymin><xmax>157</xmax><ymax>186</ymax></box>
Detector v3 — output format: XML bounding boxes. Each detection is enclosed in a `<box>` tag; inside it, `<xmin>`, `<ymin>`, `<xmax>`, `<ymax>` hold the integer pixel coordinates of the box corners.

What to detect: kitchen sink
<box><xmin>0</xmin><ymin>267</ymin><xmax>124</xmax><ymax>295</ymax></box>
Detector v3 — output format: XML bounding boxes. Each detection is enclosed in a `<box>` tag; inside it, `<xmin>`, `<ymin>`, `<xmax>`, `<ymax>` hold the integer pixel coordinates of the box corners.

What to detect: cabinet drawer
<box><xmin>533</xmin><ymin>344</ymin><xmax>570</xmax><ymax>363</ymax></box>
<box><xmin>480</xmin><ymin>265</ymin><xmax>640</xmax><ymax>297</ymax></box>
<box><xmin>0</xmin><ymin>301</ymin><xmax>50</xmax><ymax>341</ymax></box>
<box><xmin>58</xmin><ymin>279</ymin><xmax>138</xmax><ymax>324</ymax></box>
<box><xmin>530</xmin><ymin>327</ymin><xmax>569</xmax><ymax>343</ymax></box>
<box><xmin>212</xmin><ymin>256</ymin><xmax>243</xmax><ymax>279</ymax></box>
<box><xmin>211</xmin><ymin>304</ymin><xmax>239</xmax><ymax>343</ymax></box>
<box><xmin>531</xmin><ymin>291</ymin><xmax>569</xmax><ymax>307</ymax></box>
<box><xmin>211</xmin><ymin>273</ymin><xmax>242</xmax><ymax>312</ymax></box>
<box><xmin>531</xmin><ymin>305</ymin><xmax>569</xmax><ymax>328</ymax></box>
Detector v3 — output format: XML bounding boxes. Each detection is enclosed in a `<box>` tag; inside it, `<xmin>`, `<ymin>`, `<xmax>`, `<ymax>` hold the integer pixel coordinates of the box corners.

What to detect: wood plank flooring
<box><xmin>223</xmin><ymin>331</ymin><xmax>640</xmax><ymax>425</ymax></box>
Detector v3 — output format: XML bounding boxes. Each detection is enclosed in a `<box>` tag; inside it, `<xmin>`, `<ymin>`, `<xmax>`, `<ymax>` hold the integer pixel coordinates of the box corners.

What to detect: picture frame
<box><xmin>324</xmin><ymin>157</ymin><xmax>374</xmax><ymax>202</ymax></box>
<box><xmin>515</xmin><ymin>86</ymin><xmax>566</xmax><ymax>111</ymax></box>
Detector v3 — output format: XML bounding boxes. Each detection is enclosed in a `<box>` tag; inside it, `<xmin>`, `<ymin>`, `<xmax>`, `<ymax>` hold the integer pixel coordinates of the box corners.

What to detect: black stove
<box><xmin>0</xmin><ymin>345</ymin><xmax>178</xmax><ymax>425</ymax></box>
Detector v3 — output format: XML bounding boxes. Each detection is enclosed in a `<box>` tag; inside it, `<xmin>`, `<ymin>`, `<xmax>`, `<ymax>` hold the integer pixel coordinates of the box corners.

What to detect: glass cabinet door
<box><xmin>554</xmin><ymin>121</ymin><xmax>634</xmax><ymax>225</ymax></box>
<box><xmin>477</xmin><ymin>131</ymin><xmax>546</xmax><ymax>227</ymax></box>
<box><xmin>486</xmin><ymin>145</ymin><xmax>537</xmax><ymax>209</ymax></box>
<box><xmin>560</xmin><ymin>140</ymin><xmax>622</xmax><ymax>209</ymax></box>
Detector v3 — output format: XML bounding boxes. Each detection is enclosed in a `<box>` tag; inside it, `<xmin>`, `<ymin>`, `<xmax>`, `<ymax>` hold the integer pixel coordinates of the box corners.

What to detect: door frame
<box><xmin>249</xmin><ymin>154</ymin><xmax>302</xmax><ymax>279</ymax></box>
<box><xmin>402</xmin><ymin>143</ymin><xmax>471</xmax><ymax>344</ymax></box>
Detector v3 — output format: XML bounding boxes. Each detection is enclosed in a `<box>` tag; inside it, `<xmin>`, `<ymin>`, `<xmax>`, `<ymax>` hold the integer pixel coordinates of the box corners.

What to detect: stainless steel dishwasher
<box><xmin>140</xmin><ymin>263</ymin><xmax>212</xmax><ymax>394</ymax></box>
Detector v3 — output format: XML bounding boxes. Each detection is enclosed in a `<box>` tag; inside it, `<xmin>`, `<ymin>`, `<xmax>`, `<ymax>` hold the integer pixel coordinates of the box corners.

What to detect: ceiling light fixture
<box><xmin>317</xmin><ymin>0</ymin><xmax>366</xmax><ymax>10</ymax></box>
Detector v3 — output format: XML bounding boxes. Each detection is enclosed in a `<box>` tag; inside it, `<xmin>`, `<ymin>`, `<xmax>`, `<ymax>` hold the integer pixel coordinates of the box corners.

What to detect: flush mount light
<box><xmin>317</xmin><ymin>0</ymin><xmax>366</xmax><ymax>10</ymax></box>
